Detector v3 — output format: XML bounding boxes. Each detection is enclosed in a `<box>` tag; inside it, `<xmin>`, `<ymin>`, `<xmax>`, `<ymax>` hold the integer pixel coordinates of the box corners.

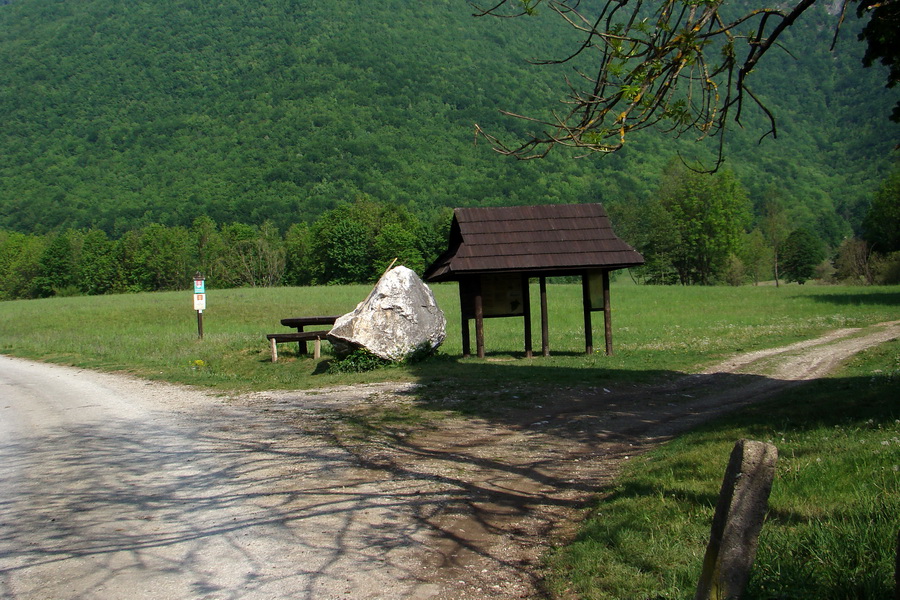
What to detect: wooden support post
<box><xmin>459</xmin><ymin>284</ymin><xmax>471</xmax><ymax>358</ymax></box>
<box><xmin>695</xmin><ymin>439</ymin><xmax>778</xmax><ymax>600</ymax></box>
<box><xmin>540</xmin><ymin>276</ymin><xmax>550</xmax><ymax>357</ymax></box>
<box><xmin>270</xmin><ymin>338</ymin><xmax>278</xmax><ymax>363</ymax></box>
<box><xmin>461</xmin><ymin>317</ymin><xmax>471</xmax><ymax>358</ymax></box>
<box><xmin>603</xmin><ymin>270</ymin><xmax>613</xmax><ymax>356</ymax></box>
<box><xmin>581</xmin><ymin>272</ymin><xmax>593</xmax><ymax>355</ymax></box>
<box><xmin>313</xmin><ymin>337</ymin><xmax>321</xmax><ymax>360</ymax></box>
<box><xmin>522</xmin><ymin>275</ymin><xmax>533</xmax><ymax>358</ymax></box>
<box><xmin>474</xmin><ymin>279</ymin><xmax>485</xmax><ymax>359</ymax></box>
<box><xmin>297</xmin><ymin>324</ymin><xmax>308</xmax><ymax>355</ymax></box>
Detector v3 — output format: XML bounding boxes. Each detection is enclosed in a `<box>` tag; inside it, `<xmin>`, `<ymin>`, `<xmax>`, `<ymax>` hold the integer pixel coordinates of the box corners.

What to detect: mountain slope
<box><xmin>0</xmin><ymin>0</ymin><xmax>896</xmax><ymax>241</ymax></box>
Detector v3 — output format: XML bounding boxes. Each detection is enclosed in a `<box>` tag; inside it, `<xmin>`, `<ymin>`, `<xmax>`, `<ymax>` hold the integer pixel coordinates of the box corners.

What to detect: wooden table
<box><xmin>280</xmin><ymin>315</ymin><xmax>340</xmax><ymax>330</ymax></box>
<box><xmin>267</xmin><ymin>315</ymin><xmax>341</xmax><ymax>361</ymax></box>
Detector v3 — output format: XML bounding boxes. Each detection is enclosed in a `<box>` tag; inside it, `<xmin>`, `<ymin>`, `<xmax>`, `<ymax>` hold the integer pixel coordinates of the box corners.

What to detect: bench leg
<box><xmin>313</xmin><ymin>338</ymin><xmax>321</xmax><ymax>360</ymax></box>
<box><xmin>298</xmin><ymin>326</ymin><xmax>308</xmax><ymax>355</ymax></box>
<box><xmin>270</xmin><ymin>338</ymin><xmax>278</xmax><ymax>363</ymax></box>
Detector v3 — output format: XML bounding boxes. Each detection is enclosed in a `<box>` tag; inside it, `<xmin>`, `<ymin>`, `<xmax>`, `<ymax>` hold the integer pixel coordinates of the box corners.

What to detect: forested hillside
<box><xmin>0</xmin><ymin>0</ymin><xmax>896</xmax><ymax>243</ymax></box>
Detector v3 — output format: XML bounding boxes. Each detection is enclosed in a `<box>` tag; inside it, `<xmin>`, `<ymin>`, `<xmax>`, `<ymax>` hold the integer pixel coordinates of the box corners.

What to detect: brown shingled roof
<box><xmin>424</xmin><ymin>203</ymin><xmax>644</xmax><ymax>281</ymax></box>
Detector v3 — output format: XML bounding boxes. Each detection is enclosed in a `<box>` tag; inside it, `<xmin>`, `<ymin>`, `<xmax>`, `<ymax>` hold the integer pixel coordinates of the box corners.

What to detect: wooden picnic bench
<box><xmin>266</xmin><ymin>315</ymin><xmax>340</xmax><ymax>362</ymax></box>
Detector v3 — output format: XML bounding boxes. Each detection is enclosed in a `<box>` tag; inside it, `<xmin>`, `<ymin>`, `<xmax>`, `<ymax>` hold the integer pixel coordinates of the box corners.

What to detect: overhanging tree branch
<box><xmin>470</xmin><ymin>0</ymin><xmax>824</xmax><ymax>169</ymax></box>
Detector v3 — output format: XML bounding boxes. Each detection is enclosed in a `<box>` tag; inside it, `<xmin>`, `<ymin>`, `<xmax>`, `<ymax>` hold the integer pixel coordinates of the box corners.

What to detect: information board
<box><xmin>481</xmin><ymin>274</ymin><xmax>524</xmax><ymax>317</ymax></box>
<box><xmin>588</xmin><ymin>271</ymin><xmax>603</xmax><ymax>310</ymax></box>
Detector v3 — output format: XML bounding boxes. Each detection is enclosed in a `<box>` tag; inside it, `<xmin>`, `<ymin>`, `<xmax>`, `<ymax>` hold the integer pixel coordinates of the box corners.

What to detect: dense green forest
<box><xmin>3</xmin><ymin>168</ymin><xmax>898</xmax><ymax>302</ymax></box>
<box><xmin>0</xmin><ymin>0</ymin><xmax>897</xmax><ymax>242</ymax></box>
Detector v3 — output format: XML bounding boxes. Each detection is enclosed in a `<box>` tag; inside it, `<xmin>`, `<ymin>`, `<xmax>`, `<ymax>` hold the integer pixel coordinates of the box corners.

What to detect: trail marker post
<box><xmin>193</xmin><ymin>273</ymin><xmax>206</xmax><ymax>339</ymax></box>
<box><xmin>695</xmin><ymin>439</ymin><xmax>778</xmax><ymax>600</ymax></box>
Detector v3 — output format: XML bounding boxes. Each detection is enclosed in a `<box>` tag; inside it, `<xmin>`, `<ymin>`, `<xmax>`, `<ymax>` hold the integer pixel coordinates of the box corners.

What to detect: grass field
<box><xmin>2</xmin><ymin>281</ymin><xmax>899</xmax><ymax>599</ymax></box>
<box><xmin>545</xmin><ymin>338</ymin><xmax>900</xmax><ymax>600</ymax></box>
<box><xmin>0</xmin><ymin>281</ymin><xmax>897</xmax><ymax>391</ymax></box>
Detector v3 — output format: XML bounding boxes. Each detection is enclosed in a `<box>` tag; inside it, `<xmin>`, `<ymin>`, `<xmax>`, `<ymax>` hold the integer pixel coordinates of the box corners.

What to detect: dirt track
<box><xmin>301</xmin><ymin>320</ymin><xmax>900</xmax><ymax>599</ymax></box>
<box><xmin>2</xmin><ymin>320</ymin><xmax>898</xmax><ymax>599</ymax></box>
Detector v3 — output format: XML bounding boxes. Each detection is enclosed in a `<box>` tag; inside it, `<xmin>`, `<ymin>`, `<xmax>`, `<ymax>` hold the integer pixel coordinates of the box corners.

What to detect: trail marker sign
<box><xmin>193</xmin><ymin>273</ymin><xmax>206</xmax><ymax>338</ymax></box>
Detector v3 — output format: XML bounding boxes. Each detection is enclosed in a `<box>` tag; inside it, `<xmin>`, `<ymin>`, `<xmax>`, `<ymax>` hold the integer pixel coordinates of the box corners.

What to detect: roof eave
<box><xmin>425</xmin><ymin>261</ymin><xmax>645</xmax><ymax>282</ymax></box>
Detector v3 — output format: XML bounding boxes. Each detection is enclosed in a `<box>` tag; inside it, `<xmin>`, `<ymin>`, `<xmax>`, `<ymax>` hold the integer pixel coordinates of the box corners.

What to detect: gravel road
<box><xmin>2</xmin><ymin>320</ymin><xmax>897</xmax><ymax>600</ymax></box>
<box><xmin>0</xmin><ymin>357</ymin><xmax>442</xmax><ymax>600</ymax></box>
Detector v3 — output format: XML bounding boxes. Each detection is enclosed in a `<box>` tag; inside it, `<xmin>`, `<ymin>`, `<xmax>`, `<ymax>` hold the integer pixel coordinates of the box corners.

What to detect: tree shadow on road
<box><xmin>0</xmin><ymin>403</ymin><xmax>445</xmax><ymax>600</ymax></box>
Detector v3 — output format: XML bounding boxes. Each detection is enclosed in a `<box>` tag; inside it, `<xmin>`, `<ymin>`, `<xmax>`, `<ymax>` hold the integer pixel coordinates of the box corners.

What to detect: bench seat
<box><xmin>265</xmin><ymin>331</ymin><xmax>329</xmax><ymax>361</ymax></box>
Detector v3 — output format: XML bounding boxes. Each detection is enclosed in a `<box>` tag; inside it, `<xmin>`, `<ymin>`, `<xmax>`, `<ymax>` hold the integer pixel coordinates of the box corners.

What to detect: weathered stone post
<box><xmin>695</xmin><ymin>439</ymin><xmax>778</xmax><ymax>600</ymax></box>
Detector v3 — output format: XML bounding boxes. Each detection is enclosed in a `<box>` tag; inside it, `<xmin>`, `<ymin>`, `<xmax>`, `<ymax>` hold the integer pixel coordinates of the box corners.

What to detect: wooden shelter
<box><xmin>423</xmin><ymin>203</ymin><xmax>644</xmax><ymax>358</ymax></box>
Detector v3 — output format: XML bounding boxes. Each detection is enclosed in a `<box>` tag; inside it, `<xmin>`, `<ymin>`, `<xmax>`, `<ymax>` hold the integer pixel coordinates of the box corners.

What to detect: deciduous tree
<box><xmin>0</xmin><ymin>230</ymin><xmax>45</xmax><ymax>300</ymax></box>
<box><xmin>283</xmin><ymin>222</ymin><xmax>314</xmax><ymax>286</ymax></box>
<box><xmin>77</xmin><ymin>229</ymin><xmax>120</xmax><ymax>295</ymax></box>
<box><xmin>34</xmin><ymin>231</ymin><xmax>80</xmax><ymax>297</ymax></box>
<box><xmin>231</xmin><ymin>221</ymin><xmax>286</xmax><ymax>288</ymax></box>
<box><xmin>608</xmin><ymin>197</ymin><xmax>680</xmax><ymax>284</ymax></box>
<box><xmin>780</xmin><ymin>228</ymin><xmax>824</xmax><ymax>284</ymax></box>
<box><xmin>862</xmin><ymin>168</ymin><xmax>900</xmax><ymax>253</ymax></box>
<box><xmin>191</xmin><ymin>216</ymin><xmax>225</xmax><ymax>285</ymax></box>
<box><xmin>855</xmin><ymin>0</ymin><xmax>900</xmax><ymax>121</ymax></box>
<box><xmin>473</xmin><ymin>0</ymin><xmax>898</xmax><ymax>165</ymax></box>
<box><xmin>123</xmin><ymin>224</ymin><xmax>191</xmax><ymax>292</ymax></box>
<box><xmin>215</xmin><ymin>223</ymin><xmax>259</xmax><ymax>288</ymax></box>
<box><xmin>308</xmin><ymin>203</ymin><xmax>376</xmax><ymax>285</ymax></box>
<box><xmin>761</xmin><ymin>197</ymin><xmax>790</xmax><ymax>286</ymax></box>
<box><xmin>739</xmin><ymin>228</ymin><xmax>772</xmax><ymax>285</ymax></box>
<box><xmin>659</xmin><ymin>165</ymin><xmax>750</xmax><ymax>284</ymax></box>
<box><xmin>834</xmin><ymin>237</ymin><xmax>875</xmax><ymax>284</ymax></box>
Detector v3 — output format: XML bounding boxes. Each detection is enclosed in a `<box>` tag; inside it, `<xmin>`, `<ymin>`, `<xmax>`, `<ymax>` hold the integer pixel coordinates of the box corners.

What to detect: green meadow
<box><xmin>2</xmin><ymin>282</ymin><xmax>898</xmax><ymax>599</ymax></box>
<box><xmin>0</xmin><ymin>281</ymin><xmax>897</xmax><ymax>390</ymax></box>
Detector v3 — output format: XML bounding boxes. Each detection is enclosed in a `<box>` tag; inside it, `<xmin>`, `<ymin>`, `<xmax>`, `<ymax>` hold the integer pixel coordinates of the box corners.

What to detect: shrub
<box><xmin>327</xmin><ymin>348</ymin><xmax>393</xmax><ymax>373</ymax></box>
<box><xmin>873</xmin><ymin>251</ymin><xmax>900</xmax><ymax>284</ymax></box>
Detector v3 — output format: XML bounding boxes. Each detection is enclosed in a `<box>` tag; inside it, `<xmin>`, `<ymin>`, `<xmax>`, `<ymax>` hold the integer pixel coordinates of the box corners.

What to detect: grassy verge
<box><xmin>0</xmin><ymin>282</ymin><xmax>897</xmax><ymax>391</ymax></box>
<box><xmin>545</xmin><ymin>338</ymin><xmax>900</xmax><ymax>600</ymax></box>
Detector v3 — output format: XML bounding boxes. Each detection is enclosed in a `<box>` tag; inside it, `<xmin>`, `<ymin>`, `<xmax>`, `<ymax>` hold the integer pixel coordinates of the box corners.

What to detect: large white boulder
<box><xmin>327</xmin><ymin>266</ymin><xmax>446</xmax><ymax>361</ymax></box>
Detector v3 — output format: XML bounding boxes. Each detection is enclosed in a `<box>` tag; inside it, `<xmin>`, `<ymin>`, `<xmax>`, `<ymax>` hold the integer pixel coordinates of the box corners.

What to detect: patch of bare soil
<box><xmin>260</xmin><ymin>321</ymin><xmax>900</xmax><ymax>599</ymax></box>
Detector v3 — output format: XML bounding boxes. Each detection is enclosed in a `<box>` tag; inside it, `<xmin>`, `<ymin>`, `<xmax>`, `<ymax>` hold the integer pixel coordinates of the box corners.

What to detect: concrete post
<box><xmin>695</xmin><ymin>439</ymin><xmax>778</xmax><ymax>600</ymax></box>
